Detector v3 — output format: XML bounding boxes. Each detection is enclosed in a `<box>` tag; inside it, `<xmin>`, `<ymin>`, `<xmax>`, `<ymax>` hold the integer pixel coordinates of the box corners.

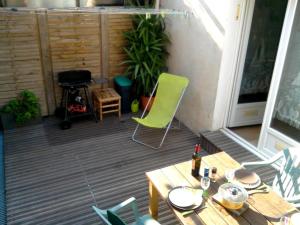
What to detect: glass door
<box><xmin>228</xmin><ymin>0</ymin><xmax>288</xmax><ymax>127</ymax></box>
<box><xmin>259</xmin><ymin>0</ymin><xmax>300</xmax><ymax>156</ymax></box>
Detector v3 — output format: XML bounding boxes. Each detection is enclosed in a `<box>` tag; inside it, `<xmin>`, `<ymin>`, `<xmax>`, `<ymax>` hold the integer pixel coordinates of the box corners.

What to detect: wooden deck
<box><xmin>3</xmin><ymin>115</ymin><xmax>276</xmax><ymax>225</ymax></box>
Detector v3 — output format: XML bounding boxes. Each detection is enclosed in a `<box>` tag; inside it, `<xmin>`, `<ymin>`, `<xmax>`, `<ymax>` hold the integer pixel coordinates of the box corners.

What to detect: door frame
<box><xmin>213</xmin><ymin>0</ymin><xmax>265</xmax><ymax>158</ymax></box>
<box><xmin>258</xmin><ymin>0</ymin><xmax>300</xmax><ymax>157</ymax></box>
<box><xmin>212</xmin><ymin>0</ymin><xmax>249</xmax><ymax>131</ymax></box>
<box><xmin>227</xmin><ymin>0</ymin><xmax>264</xmax><ymax>128</ymax></box>
<box><xmin>217</xmin><ymin>0</ymin><xmax>298</xmax><ymax>160</ymax></box>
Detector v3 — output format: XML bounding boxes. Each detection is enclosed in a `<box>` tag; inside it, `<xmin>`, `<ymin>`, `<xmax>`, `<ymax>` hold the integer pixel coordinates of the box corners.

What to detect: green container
<box><xmin>131</xmin><ymin>99</ymin><xmax>139</xmax><ymax>113</ymax></box>
<box><xmin>114</xmin><ymin>76</ymin><xmax>132</xmax><ymax>87</ymax></box>
<box><xmin>114</xmin><ymin>75</ymin><xmax>133</xmax><ymax>113</ymax></box>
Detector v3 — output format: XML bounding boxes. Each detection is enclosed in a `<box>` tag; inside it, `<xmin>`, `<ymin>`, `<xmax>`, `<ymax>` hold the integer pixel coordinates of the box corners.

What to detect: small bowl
<box><xmin>218</xmin><ymin>183</ymin><xmax>248</xmax><ymax>210</ymax></box>
<box><xmin>291</xmin><ymin>213</ymin><xmax>300</xmax><ymax>225</ymax></box>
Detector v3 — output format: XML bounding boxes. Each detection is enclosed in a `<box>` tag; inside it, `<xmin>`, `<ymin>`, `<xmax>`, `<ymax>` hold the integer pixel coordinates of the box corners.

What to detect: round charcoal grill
<box><xmin>57</xmin><ymin>70</ymin><xmax>97</xmax><ymax>129</ymax></box>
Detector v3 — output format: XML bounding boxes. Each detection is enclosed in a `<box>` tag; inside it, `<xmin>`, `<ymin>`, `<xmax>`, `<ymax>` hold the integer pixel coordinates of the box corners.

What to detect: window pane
<box><xmin>238</xmin><ymin>0</ymin><xmax>288</xmax><ymax>104</ymax></box>
<box><xmin>271</xmin><ymin>5</ymin><xmax>300</xmax><ymax>142</ymax></box>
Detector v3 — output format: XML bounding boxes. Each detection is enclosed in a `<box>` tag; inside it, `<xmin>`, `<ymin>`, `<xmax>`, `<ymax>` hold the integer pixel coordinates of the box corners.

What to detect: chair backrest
<box><xmin>272</xmin><ymin>148</ymin><xmax>300</xmax><ymax>200</ymax></box>
<box><xmin>147</xmin><ymin>73</ymin><xmax>189</xmax><ymax>127</ymax></box>
<box><xmin>92</xmin><ymin>206</ymin><xmax>112</xmax><ymax>225</ymax></box>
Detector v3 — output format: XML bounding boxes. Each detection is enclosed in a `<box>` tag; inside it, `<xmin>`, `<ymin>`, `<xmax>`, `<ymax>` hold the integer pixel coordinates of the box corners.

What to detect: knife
<box><xmin>182</xmin><ymin>205</ymin><xmax>207</xmax><ymax>217</ymax></box>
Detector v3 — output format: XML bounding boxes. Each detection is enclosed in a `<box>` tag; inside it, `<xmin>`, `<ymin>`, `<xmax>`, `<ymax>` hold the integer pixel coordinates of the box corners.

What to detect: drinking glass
<box><xmin>279</xmin><ymin>216</ymin><xmax>290</xmax><ymax>225</ymax></box>
<box><xmin>200</xmin><ymin>177</ymin><xmax>210</xmax><ymax>197</ymax></box>
<box><xmin>211</xmin><ymin>167</ymin><xmax>217</xmax><ymax>182</ymax></box>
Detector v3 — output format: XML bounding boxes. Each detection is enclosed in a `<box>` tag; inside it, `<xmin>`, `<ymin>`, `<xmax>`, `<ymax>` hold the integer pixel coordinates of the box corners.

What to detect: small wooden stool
<box><xmin>92</xmin><ymin>88</ymin><xmax>121</xmax><ymax>120</ymax></box>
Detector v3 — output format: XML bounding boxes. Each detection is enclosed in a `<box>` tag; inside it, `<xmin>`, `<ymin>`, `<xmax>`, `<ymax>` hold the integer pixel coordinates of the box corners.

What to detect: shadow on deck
<box><xmin>3</xmin><ymin>115</ymin><xmax>276</xmax><ymax>224</ymax></box>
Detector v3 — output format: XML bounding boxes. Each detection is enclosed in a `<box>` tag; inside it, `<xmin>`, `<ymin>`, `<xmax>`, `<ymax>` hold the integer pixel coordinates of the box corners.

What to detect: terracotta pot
<box><xmin>140</xmin><ymin>96</ymin><xmax>155</xmax><ymax>111</ymax></box>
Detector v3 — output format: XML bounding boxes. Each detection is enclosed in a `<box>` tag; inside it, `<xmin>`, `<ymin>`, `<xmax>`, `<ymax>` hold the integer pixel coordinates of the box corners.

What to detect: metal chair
<box><xmin>132</xmin><ymin>73</ymin><xmax>189</xmax><ymax>149</ymax></box>
<box><xmin>92</xmin><ymin>197</ymin><xmax>161</xmax><ymax>225</ymax></box>
<box><xmin>241</xmin><ymin>147</ymin><xmax>300</xmax><ymax>208</ymax></box>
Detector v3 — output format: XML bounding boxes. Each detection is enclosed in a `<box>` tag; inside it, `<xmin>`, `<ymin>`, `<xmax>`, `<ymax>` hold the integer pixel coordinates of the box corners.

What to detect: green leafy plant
<box><xmin>125</xmin><ymin>0</ymin><xmax>155</xmax><ymax>7</ymax></box>
<box><xmin>1</xmin><ymin>90</ymin><xmax>41</xmax><ymax>125</ymax></box>
<box><xmin>122</xmin><ymin>13</ymin><xmax>170</xmax><ymax>96</ymax></box>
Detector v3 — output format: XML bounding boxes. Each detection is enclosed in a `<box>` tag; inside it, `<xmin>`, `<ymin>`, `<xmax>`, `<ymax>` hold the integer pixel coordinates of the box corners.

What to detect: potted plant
<box><xmin>125</xmin><ymin>0</ymin><xmax>155</xmax><ymax>7</ymax></box>
<box><xmin>122</xmin><ymin>4</ymin><xmax>170</xmax><ymax>110</ymax></box>
<box><xmin>0</xmin><ymin>90</ymin><xmax>41</xmax><ymax>129</ymax></box>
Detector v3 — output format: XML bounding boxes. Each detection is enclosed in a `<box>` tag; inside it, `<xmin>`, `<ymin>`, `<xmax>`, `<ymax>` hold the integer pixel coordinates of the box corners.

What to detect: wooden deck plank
<box><xmin>4</xmin><ymin>117</ymin><xmax>277</xmax><ymax>224</ymax></box>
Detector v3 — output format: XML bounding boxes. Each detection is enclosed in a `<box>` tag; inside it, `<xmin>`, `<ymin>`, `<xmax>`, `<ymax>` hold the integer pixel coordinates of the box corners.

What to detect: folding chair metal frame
<box><xmin>131</xmin><ymin>81</ymin><xmax>187</xmax><ymax>149</ymax></box>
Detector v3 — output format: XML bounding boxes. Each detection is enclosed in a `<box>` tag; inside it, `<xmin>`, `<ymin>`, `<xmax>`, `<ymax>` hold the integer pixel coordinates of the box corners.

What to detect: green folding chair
<box><xmin>132</xmin><ymin>73</ymin><xmax>189</xmax><ymax>149</ymax></box>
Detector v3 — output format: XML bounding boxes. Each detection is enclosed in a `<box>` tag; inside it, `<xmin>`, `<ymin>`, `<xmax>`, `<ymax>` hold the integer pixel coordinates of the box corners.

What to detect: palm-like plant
<box><xmin>123</xmin><ymin>14</ymin><xmax>170</xmax><ymax>97</ymax></box>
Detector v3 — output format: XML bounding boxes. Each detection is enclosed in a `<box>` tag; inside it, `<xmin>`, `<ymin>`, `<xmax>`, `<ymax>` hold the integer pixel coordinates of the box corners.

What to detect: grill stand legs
<box><xmin>83</xmin><ymin>86</ymin><xmax>98</xmax><ymax>123</ymax></box>
<box><xmin>59</xmin><ymin>86</ymin><xmax>98</xmax><ymax>130</ymax></box>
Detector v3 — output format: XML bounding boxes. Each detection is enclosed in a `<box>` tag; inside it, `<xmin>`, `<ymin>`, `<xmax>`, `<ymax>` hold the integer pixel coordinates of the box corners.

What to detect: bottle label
<box><xmin>192</xmin><ymin>159</ymin><xmax>196</xmax><ymax>170</ymax></box>
<box><xmin>195</xmin><ymin>159</ymin><xmax>200</xmax><ymax>168</ymax></box>
<box><xmin>204</xmin><ymin>168</ymin><xmax>209</xmax><ymax>177</ymax></box>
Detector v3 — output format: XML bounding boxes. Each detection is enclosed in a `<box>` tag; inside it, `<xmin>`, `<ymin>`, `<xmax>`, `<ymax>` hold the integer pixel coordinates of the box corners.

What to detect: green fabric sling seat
<box><xmin>132</xmin><ymin>73</ymin><xmax>189</xmax><ymax>149</ymax></box>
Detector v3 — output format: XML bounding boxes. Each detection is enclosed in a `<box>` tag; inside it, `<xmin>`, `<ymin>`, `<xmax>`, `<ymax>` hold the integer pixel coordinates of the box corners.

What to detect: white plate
<box><xmin>225</xmin><ymin>169</ymin><xmax>261</xmax><ymax>189</ymax></box>
<box><xmin>291</xmin><ymin>213</ymin><xmax>300</xmax><ymax>225</ymax></box>
<box><xmin>168</xmin><ymin>198</ymin><xmax>202</xmax><ymax>210</ymax></box>
<box><xmin>168</xmin><ymin>186</ymin><xmax>202</xmax><ymax>208</ymax></box>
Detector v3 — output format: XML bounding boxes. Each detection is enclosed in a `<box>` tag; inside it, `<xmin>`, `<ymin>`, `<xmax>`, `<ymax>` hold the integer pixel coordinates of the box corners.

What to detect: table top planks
<box><xmin>146</xmin><ymin>152</ymin><xmax>297</xmax><ymax>225</ymax></box>
<box><xmin>92</xmin><ymin>88</ymin><xmax>120</xmax><ymax>102</ymax></box>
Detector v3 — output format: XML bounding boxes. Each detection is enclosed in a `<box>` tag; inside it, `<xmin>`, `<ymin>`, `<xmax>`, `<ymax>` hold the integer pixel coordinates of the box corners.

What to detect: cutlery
<box><xmin>256</xmin><ymin>184</ymin><xmax>268</xmax><ymax>190</ymax></box>
<box><xmin>248</xmin><ymin>188</ymin><xmax>270</xmax><ymax>195</ymax></box>
<box><xmin>182</xmin><ymin>205</ymin><xmax>207</xmax><ymax>217</ymax></box>
<box><xmin>248</xmin><ymin>184</ymin><xmax>270</xmax><ymax>195</ymax></box>
<box><xmin>273</xmin><ymin>209</ymin><xmax>299</xmax><ymax>220</ymax></box>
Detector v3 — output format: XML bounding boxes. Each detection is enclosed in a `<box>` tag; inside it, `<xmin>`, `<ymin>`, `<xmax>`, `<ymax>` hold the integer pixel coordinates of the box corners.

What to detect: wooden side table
<box><xmin>92</xmin><ymin>88</ymin><xmax>121</xmax><ymax>121</ymax></box>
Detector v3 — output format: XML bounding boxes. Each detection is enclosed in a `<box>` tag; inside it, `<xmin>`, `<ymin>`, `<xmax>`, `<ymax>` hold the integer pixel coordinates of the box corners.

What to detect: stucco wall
<box><xmin>161</xmin><ymin>0</ymin><xmax>232</xmax><ymax>133</ymax></box>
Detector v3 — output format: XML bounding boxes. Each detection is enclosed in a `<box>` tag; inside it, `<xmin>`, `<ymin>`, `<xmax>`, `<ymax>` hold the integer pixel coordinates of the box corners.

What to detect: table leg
<box><xmin>100</xmin><ymin>102</ymin><xmax>103</xmax><ymax>121</ymax></box>
<box><xmin>149</xmin><ymin>180</ymin><xmax>159</xmax><ymax>220</ymax></box>
<box><xmin>118</xmin><ymin>99</ymin><xmax>121</xmax><ymax>119</ymax></box>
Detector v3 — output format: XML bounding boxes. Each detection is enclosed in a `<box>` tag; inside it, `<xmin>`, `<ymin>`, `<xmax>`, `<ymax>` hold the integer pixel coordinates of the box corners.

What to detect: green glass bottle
<box><xmin>191</xmin><ymin>144</ymin><xmax>201</xmax><ymax>177</ymax></box>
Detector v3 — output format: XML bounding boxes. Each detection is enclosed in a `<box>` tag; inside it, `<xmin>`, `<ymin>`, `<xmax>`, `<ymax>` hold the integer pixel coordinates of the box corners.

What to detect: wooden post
<box><xmin>36</xmin><ymin>10</ymin><xmax>56</xmax><ymax>115</ymax></box>
<box><xmin>155</xmin><ymin>0</ymin><xmax>160</xmax><ymax>9</ymax></box>
<box><xmin>149</xmin><ymin>180</ymin><xmax>159</xmax><ymax>220</ymax></box>
<box><xmin>98</xmin><ymin>14</ymin><xmax>103</xmax><ymax>82</ymax></box>
<box><xmin>101</xmin><ymin>14</ymin><xmax>109</xmax><ymax>88</ymax></box>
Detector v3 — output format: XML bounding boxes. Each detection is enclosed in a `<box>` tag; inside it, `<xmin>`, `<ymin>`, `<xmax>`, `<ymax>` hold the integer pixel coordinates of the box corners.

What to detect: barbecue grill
<box><xmin>57</xmin><ymin>70</ymin><xmax>97</xmax><ymax>129</ymax></box>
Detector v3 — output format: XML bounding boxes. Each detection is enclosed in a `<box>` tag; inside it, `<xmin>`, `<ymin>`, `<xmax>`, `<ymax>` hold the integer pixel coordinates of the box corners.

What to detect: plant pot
<box><xmin>131</xmin><ymin>100</ymin><xmax>139</xmax><ymax>113</ymax></box>
<box><xmin>0</xmin><ymin>113</ymin><xmax>15</xmax><ymax>130</ymax></box>
<box><xmin>17</xmin><ymin>117</ymin><xmax>42</xmax><ymax>128</ymax></box>
<box><xmin>140</xmin><ymin>96</ymin><xmax>155</xmax><ymax>111</ymax></box>
<box><xmin>0</xmin><ymin>113</ymin><xmax>42</xmax><ymax>130</ymax></box>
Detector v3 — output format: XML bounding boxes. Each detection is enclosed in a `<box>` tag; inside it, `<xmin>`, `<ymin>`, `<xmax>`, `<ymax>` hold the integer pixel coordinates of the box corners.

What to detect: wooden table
<box><xmin>146</xmin><ymin>151</ymin><xmax>298</xmax><ymax>225</ymax></box>
<box><xmin>92</xmin><ymin>88</ymin><xmax>121</xmax><ymax>120</ymax></box>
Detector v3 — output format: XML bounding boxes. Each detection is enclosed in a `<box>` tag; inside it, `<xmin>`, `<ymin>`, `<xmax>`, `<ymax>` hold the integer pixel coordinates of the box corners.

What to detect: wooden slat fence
<box><xmin>0</xmin><ymin>11</ymin><xmax>48</xmax><ymax>115</ymax></box>
<box><xmin>107</xmin><ymin>14</ymin><xmax>132</xmax><ymax>86</ymax></box>
<box><xmin>0</xmin><ymin>9</ymin><xmax>132</xmax><ymax>115</ymax></box>
<box><xmin>47</xmin><ymin>12</ymin><xmax>102</xmax><ymax>104</ymax></box>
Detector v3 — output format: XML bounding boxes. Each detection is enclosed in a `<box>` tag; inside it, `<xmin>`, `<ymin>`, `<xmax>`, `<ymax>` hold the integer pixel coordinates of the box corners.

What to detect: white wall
<box><xmin>161</xmin><ymin>0</ymin><xmax>235</xmax><ymax>133</ymax></box>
